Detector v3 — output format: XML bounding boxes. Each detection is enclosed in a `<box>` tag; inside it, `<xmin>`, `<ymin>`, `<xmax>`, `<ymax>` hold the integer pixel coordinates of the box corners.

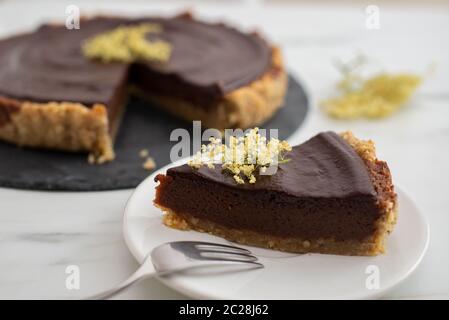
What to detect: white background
<box><xmin>0</xmin><ymin>0</ymin><xmax>448</xmax><ymax>299</ymax></box>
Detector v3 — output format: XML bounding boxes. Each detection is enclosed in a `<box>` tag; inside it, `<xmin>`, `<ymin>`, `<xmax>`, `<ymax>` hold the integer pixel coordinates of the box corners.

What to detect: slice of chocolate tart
<box><xmin>154</xmin><ymin>131</ymin><xmax>397</xmax><ymax>256</ymax></box>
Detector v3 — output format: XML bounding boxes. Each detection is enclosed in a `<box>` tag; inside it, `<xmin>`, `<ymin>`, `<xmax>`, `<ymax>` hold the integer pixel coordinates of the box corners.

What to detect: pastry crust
<box><xmin>340</xmin><ymin>131</ymin><xmax>398</xmax><ymax>254</ymax></box>
<box><xmin>0</xmin><ymin>48</ymin><xmax>286</xmax><ymax>162</ymax></box>
<box><xmin>0</xmin><ymin>97</ymin><xmax>114</xmax><ymax>163</ymax></box>
<box><xmin>157</xmin><ymin>132</ymin><xmax>398</xmax><ymax>256</ymax></box>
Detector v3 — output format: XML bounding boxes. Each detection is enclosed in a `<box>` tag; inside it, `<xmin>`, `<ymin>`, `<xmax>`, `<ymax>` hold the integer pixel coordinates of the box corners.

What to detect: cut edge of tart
<box><xmin>0</xmin><ymin>14</ymin><xmax>287</xmax><ymax>163</ymax></box>
<box><xmin>154</xmin><ymin>131</ymin><xmax>397</xmax><ymax>256</ymax></box>
<box><xmin>0</xmin><ymin>97</ymin><xmax>118</xmax><ymax>164</ymax></box>
<box><xmin>132</xmin><ymin>47</ymin><xmax>287</xmax><ymax>130</ymax></box>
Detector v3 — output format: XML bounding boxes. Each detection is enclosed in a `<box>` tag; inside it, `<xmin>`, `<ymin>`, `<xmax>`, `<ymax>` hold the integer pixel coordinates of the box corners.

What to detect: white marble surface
<box><xmin>0</xmin><ymin>0</ymin><xmax>448</xmax><ymax>299</ymax></box>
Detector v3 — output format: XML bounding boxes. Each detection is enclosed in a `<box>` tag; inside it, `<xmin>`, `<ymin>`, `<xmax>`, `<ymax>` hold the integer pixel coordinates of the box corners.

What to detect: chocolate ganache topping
<box><xmin>0</xmin><ymin>15</ymin><xmax>272</xmax><ymax>108</ymax></box>
<box><xmin>168</xmin><ymin>131</ymin><xmax>377</xmax><ymax>199</ymax></box>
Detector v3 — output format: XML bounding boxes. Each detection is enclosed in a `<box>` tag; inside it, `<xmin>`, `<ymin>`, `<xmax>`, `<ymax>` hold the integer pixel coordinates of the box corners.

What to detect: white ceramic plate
<box><xmin>123</xmin><ymin>159</ymin><xmax>430</xmax><ymax>299</ymax></box>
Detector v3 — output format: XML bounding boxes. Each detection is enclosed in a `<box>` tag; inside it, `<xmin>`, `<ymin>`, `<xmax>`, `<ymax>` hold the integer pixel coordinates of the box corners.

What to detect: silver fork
<box><xmin>86</xmin><ymin>241</ymin><xmax>263</xmax><ymax>300</ymax></box>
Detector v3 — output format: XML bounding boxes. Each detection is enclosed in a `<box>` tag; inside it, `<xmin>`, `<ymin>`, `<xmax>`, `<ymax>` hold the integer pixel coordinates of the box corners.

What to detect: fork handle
<box><xmin>85</xmin><ymin>255</ymin><xmax>156</xmax><ymax>300</ymax></box>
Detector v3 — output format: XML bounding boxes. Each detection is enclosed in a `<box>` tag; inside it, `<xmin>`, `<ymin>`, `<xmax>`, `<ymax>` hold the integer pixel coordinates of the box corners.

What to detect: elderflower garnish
<box><xmin>188</xmin><ymin>128</ymin><xmax>292</xmax><ymax>185</ymax></box>
<box><xmin>82</xmin><ymin>23</ymin><xmax>171</xmax><ymax>63</ymax></box>
<box><xmin>322</xmin><ymin>55</ymin><xmax>422</xmax><ymax>119</ymax></box>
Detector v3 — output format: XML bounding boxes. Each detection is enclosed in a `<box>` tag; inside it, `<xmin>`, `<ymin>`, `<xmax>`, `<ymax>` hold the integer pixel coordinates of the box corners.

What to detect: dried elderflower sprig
<box><xmin>82</xmin><ymin>23</ymin><xmax>171</xmax><ymax>63</ymax></box>
<box><xmin>322</xmin><ymin>55</ymin><xmax>422</xmax><ymax>119</ymax></box>
<box><xmin>188</xmin><ymin>128</ymin><xmax>292</xmax><ymax>184</ymax></box>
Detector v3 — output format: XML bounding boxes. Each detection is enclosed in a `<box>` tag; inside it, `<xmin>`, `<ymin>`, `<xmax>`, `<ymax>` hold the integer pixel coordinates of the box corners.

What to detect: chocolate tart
<box><xmin>0</xmin><ymin>14</ymin><xmax>286</xmax><ymax>163</ymax></box>
<box><xmin>154</xmin><ymin>131</ymin><xmax>397</xmax><ymax>256</ymax></box>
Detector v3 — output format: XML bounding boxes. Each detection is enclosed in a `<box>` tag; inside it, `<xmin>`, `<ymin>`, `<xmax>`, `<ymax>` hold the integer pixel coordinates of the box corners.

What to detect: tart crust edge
<box><xmin>0</xmin><ymin>97</ymin><xmax>114</xmax><ymax>163</ymax></box>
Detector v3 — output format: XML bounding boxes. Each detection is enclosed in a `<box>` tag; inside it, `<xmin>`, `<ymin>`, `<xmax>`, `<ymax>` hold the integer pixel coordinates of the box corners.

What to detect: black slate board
<box><xmin>0</xmin><ymin>75</ymin><xmax>309</xmax><ymax>191</ymax></box>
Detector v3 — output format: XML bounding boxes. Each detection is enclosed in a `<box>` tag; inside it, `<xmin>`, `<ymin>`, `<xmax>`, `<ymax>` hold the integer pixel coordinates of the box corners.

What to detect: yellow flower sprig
<box><xmin>82</xmin><ymin>23</ymin><xmax>171</xmax><ymax>63</ymax></box>
<box><xmin>188</xmin><ymin>128</ymin><xmax>292</xmax><ymax>184</ymax></box>
<box><xmin>322</xmin><ymin>55</ymin><xmax>422</xmax><ymax>119</ymax></box>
